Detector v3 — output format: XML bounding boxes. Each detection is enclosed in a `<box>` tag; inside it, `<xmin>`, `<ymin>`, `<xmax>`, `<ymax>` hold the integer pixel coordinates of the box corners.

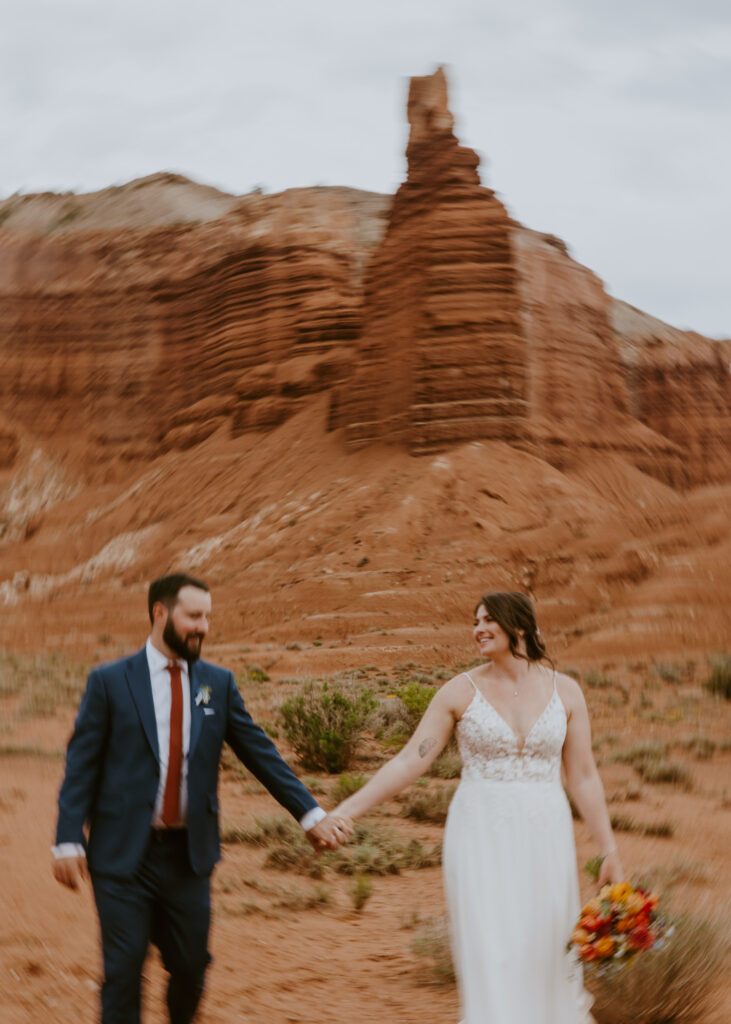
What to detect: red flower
<box><xmin>627</xmin><ymin>925</ymin><xmax>654</xmax><ymax>951</ymax></box>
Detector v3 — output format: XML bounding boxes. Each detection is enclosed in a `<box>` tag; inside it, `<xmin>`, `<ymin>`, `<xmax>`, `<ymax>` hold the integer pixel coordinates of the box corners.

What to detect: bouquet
<box><xmin>569</xmin><ymin>882</ymin><xmax>670</xmax><ymax>975</ymax></box>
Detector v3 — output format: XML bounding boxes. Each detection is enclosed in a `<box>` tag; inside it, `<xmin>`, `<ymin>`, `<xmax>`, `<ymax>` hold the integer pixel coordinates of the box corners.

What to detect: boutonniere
<box><xmin>195</xmin><ymin>685</ymin><xmax>212</xmax><ymax>707</ymax></box>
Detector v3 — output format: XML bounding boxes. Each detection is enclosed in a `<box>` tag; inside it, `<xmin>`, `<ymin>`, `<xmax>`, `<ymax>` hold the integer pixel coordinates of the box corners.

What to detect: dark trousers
<box><xmin>92</xmin><ymin>830</ymin><xmax>211</xmax><ymax>1024</ymax></box>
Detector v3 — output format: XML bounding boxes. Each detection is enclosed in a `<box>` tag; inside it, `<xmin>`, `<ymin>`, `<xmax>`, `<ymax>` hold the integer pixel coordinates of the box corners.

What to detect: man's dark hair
<box><xmin>147</xmin><ymin>573</ymin><xmax>210</xmax><ymax>624</ymax></box>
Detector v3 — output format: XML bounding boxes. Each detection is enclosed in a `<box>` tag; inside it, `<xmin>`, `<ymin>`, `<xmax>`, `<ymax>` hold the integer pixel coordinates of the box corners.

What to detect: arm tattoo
<box><xmin>418</xmin><ymin>736</ymin><xmax>438</xmax><ymax>759</ymax></box>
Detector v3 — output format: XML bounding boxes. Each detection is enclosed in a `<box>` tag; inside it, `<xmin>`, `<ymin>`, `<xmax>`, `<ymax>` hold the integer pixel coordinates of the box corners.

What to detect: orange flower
<box><xmin>582</xmin><ymin>897</ymin><xmax>602</xmax><ymax>916</ymax></box>
<box><xmin>579</xmin><ymin>943</ymin><xmax>600</xmax><ymax>962</ymax></box>
<box><xmin>609</xmin><ymin>882</ymin><xmax>632</xmax><ymax>903</ymax></box>
<box><xmin>615</xmin><ymin>916</ymin><xmax>636</xmax><ymax>933</ymax></box>
<box><xmin>581</xmin><ymin>915</ymin><xmax>603</xmax><ymax>933</ymax></box>
<box><xmin>625</xmin><ymin>893</ymin><xmax>645</xmax><ymax>915</ymax></box>
<box><xmin>594</xmin><ymin>936</ymin><xmax>616</xmax><ymax>958</ymax></box>
<box><xmin>571</xmin><ymin>927</ymin><xmax>590</xmax><ymax>944</ymax></box>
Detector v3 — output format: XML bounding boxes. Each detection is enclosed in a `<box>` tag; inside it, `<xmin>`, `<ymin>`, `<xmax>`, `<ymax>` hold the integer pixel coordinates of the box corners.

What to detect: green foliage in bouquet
<box><xmin>278</xmin><ymin>681</ymin><xmax>377</xmax><ymax>772</ymax></box>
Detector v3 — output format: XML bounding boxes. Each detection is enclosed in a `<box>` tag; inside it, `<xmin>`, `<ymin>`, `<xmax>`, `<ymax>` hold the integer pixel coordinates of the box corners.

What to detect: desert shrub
<box><xmin>401</xmin><ymin>785</ymin><xmax>456</xmax><ymax>824</ymax></box>
<box><xmin>0</xmin><ymin>650</ymin><xmax>86</xmax><ymax>718</ymax></box>
<box><xmin>679</xmin><ymin>736</ymin><xmax>716</xmax><ymax>760</ymax></box>
<box><xmin>245</xmin><ymin>664</ymin><xmax>270</xmax><ymax>683</ymax></box>
<box><xmin>651</xmin><ymin>661</ymin><xmax>685</xmax><ymax>684</ymax></box>
<box><xmin>412</xmin><ymin>915</ymin><xmax>456</xmax><ymax>985</ymax></box>
<box><xmin>428</xmin><ymin>742</ymin><xmax>462</xmax><ymax>779</ymax></box>
<box><xmin>636</xmin><ymin>759</ymin><xmax>692</xmax><ymax>789</ymax></box>
<box><xmin>278</xmin><ymin>681</ymin><xmax>377</xmax><ymax>772</ymax></box>
<box><xmin>350</xmin><ymin>874</ymin><xmax>373</xmax><ymax>911</ymax></box>
<box><xmin>301</xmin><ymin>775</ymin><xmax>327</xmax><ymax>794</ymax></box>
<box><xmin>328</xmin><ymin>822</ymin><xmax>440</xmax><ymax>876</ymax></box>
<box><xmin>703</xmin><ymin>654</ymin><xmax>731</xmax><ymax>699</ymax></box>
<box><xmin>371</xmin><ymin>679</ymin><xmax>438</xmax><ymax>751</ymax></box>
<box><xmin>272</xmin><ymin>882</ymin><xmax>332</xmax><ymax>911</ymax></box>
<box><xmin>584</xmin><ymin>669</ymin><xmax>614</xmax><ymax>689</ymax></box>
<box><xmin>588</xmin><ymin>912</ymin><xmax>727</xmax><ymax>1024</ymax></box>
<box><xmin>399</xmin><ymin>679</ymin><xmax>437</xmax><ymax>726</ymax></box>
<box><xmin>221</xmin><ymin>814</ymin><xmax>303</xmax><ymax>847</ymax></box>
<box><xmin>330</xmin><ymin>772</ymin><xmax>368</xmax><ymax>803</ymax></box>
<box><xmin>613</xmin><ymin>741</ymin><xmax>669</xmax><ymax>768</ymax></box>
<box><xmin>634</xmin><ymin>858</ymin><xmax>710</xmax><ymax>892</ymax></box>
<box><xmin>641</xmin><ymin>820</ymin><xmax>676</xmax><ymax>838</ymax></box>
<box><xmin>565</xmin><ymin>789</ymin><xmax>581</xmax><ymax>820</ymax></box>
<box><xmin>610</xmin><ymin>813</ymin><xmax>675</xmax><ymax>838</ymax></box>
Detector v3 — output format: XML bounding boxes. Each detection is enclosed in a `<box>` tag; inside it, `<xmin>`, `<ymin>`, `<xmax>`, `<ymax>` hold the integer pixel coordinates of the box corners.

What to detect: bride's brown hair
<box><xmin>475</xmin><ymin>591</ymin><xmax>553</xmax><ymax>666</ymax></box>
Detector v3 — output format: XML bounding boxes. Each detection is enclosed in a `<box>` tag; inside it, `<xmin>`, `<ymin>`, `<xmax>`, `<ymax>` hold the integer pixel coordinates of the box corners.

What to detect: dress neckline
<box><xmin>463</xmin><ymin>669</ymin><xmax>559</xmax><ymax>752</ymax></box>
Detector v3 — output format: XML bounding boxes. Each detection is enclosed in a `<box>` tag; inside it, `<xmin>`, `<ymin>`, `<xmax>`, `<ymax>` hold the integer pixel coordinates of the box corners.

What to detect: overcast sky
<box><xmin>2</xmin><ymin>0</ymin><xmax>729</xmax><ymax>337</ymax></box>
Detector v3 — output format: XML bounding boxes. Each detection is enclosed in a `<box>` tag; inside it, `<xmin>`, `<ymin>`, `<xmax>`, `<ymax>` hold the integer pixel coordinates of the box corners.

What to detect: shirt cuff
<box><xmin>299</xmin><ymin>806</ymin><xmax>327</xmax><ymax>832</ymax></box>
<box><xmin>52</xmin><ymin>843</ymin><xmax>86</xmax><ymax>859</ymax></box>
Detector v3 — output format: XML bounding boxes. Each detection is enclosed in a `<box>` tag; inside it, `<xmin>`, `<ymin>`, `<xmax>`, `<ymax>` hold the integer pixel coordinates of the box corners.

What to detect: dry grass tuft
<box><xmin>0</xmin><ymin>650</ymin><xmax>86</xmax><ymax>719</ymax></box>
<box><xmin>411</xmin><ymin>915</ymin><xmax>456</xmax><ymax>985</ymax></box>
<box><xmin>610</xmin><ymin>814</ymin><xmax>675</xmax><ymax>838</ymax></box>
<box><xmin>703</xmin><ymin>654</ymin><xmax>731</xmax><ymax>699</ymax></box>
<box><xmin>589</xmin><ymin>911</ymin><xmax>728</xmax><ymax>1024</ymax></box>
<box><xmin>401</xmin><ymin>784</ymin><xmax>456</xmax><ymax>824</ymax></box>
<box><xmin>330</xmin><ymin>772</ymin><xmax>368</xmax><ymax>803</ymax></box>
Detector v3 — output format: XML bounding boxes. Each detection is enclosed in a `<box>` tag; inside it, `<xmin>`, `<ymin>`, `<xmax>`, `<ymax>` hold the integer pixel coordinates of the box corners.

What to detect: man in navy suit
<box><xmin>53</xmin><ymin>572</ymin><xmax>349</xmax><ymax>1023</ymax></box>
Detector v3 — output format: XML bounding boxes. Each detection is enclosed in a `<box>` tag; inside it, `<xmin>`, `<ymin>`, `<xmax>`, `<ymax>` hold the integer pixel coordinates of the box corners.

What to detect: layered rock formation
<box><xmin>339</xmin><ymin>67</ymin><xmax>529</xmax><ymax>452</ymax></box>
<box><xmin>611</xmin><ymin>301</ymin><xmax>730</xmax><ymax>486</ymax></box>
<box><xmin>0</xmin><ymin>69</ymin><xmax>728</xmax><ymax>492</ymax></box>
<box><xmin>0</xmin><ymin>184</ymin><xmax>388</xmax><ymax>465</ymax></box>
<box><xmin>335</xmin><ymin>68</ymin><xmax>726</xmax><ymax>488</ymax></box>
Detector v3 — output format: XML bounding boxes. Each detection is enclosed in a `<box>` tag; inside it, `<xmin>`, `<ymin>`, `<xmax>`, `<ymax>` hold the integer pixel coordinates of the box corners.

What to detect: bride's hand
<box><xmin>597</xmin><ymin>849</ymin><xmax>623</xmax><ymax>887</ymax></box>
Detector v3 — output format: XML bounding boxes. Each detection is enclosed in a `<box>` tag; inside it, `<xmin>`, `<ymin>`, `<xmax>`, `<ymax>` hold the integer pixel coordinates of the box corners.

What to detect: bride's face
<box><xmin>473</xmin><ymin>604</ymin><xmax>511</xmax><ymax>657</ymax></box>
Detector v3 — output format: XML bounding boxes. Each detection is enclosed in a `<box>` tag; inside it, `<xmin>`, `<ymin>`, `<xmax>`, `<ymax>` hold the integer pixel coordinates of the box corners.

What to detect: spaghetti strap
<box><xmin>552</xmin><ymin>668</ymin><xmax>557</xmax><ymax>693</ymax></box>
<box><xmin>464</xmin><ymin>671</ymin><xmax>480</xmax><ymax>694</ymax></box>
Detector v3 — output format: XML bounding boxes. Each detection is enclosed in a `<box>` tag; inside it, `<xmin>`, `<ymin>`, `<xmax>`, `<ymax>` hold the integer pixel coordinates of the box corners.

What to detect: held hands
<box><xmin>53</xmin><ymin>854</ymin><xmax>88</xmax><ymax>891</ymax></box>
<box><xmin>597</xmin><ymin>849</ymin><xmax>623</xmax><ymax>887</ymax></box>
<box><xmin>306</xmin><ymin>813</ymin><xmax>354</xmax><ymax>853</ymax></box>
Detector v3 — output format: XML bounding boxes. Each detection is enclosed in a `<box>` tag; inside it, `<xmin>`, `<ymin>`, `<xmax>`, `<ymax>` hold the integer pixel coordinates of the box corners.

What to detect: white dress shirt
<box><xmin>53</xmin><ymin>638</ymin><xmax>324</xmax><ymax>858</ymax></box>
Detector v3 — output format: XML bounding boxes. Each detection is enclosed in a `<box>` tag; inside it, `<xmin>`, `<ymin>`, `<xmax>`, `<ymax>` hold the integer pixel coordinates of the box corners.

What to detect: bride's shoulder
<box><xmin>554</xmin><ymin>671</ymin><xmax>586</xmax><ymax>707</ymax></box>
<box><xmin>439</xmin><ymin>670</ymin><xmax>479</xmax><ymax>712</ymax></box>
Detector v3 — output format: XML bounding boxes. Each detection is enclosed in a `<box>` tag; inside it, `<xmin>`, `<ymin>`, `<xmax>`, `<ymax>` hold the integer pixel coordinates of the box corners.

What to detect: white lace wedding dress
<box><xmin>443</xmin><ymin>671</ymin><xmax>592</xmax><ymax>1024</ymax></box>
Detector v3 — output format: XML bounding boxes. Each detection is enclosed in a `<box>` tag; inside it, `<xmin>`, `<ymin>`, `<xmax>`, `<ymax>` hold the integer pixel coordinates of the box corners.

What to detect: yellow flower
<box><xmin>581</xmin><ymin>897</ymin><xmax>601</xmax><ymax>916</ymax></box>
<box><xmin>595</xmin><ymin>936</ymin><xmax>616</xmax><ymax>958</ymax></box>
<box><xmin>609</xmin><ymin>882</ymin><xmax>633</xmax><ymax>903</ymax></box>
<box><xmin>625</xmin><ymin>893</ymin><xmax>645</xmax><ymax>915</ymax></box>
<box><xmin>571</xmin><ymin>927</ymin><xmax>590</xmax><ymax>944</ymax></box>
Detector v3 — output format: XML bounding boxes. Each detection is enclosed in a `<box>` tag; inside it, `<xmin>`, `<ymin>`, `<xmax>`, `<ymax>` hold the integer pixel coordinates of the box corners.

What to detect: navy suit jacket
<box><xmin>56</xmin><ymin>648</ymin><xmax>319</xmax><ymax>878</ymax></box>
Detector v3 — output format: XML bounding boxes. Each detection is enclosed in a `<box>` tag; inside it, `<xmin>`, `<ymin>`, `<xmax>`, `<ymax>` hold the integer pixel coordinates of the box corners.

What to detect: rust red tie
<box><xmin>161</xmin><ymin>661</ymin><xmax>183</xmax><ymax>827</ymax></box>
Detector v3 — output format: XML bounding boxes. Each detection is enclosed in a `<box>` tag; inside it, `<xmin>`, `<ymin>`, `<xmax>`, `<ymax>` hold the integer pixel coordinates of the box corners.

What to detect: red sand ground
<box><xmin>1</xmin><ymin>398</ymin><xmax>730</xmax><ymax>1022</ymax></box>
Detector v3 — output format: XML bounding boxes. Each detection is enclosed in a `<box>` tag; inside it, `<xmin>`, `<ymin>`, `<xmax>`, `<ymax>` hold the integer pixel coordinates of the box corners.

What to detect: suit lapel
<box><xmin>188</xmin><ymin>661</ymin><xmax>204</xmax><ymax>760</ymax></box>
<box><xmin>125</xmin><ymin>649</ymin><xmax>160</xmax><ymax>762</ymax></box>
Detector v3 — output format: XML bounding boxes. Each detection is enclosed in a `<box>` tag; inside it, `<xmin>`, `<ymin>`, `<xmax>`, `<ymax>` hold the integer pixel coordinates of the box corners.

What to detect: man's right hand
<box><xmin>53</xmin><ymin>855</ymin><xmax>88</xmax><ymax>890</ymax></box>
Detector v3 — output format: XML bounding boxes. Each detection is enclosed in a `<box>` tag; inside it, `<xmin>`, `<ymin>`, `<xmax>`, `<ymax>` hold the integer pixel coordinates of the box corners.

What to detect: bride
<box><xmin>332</xmin><ymin>591</ymin><xmax>622</xmax><ymax>1023</ymax></box>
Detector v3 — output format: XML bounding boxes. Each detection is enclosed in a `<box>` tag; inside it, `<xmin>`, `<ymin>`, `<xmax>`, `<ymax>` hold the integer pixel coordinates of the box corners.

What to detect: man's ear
<box><xmin>152</xmin><ymin>601</ymin><xmax>168</xmax><ymax>625</ymax></box>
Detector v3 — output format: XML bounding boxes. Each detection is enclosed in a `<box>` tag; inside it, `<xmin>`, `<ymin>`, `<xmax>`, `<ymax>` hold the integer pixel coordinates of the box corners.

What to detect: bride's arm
<box><xmin>560</xmin><ymin>676</ymin><xmax>623</xmax><ymax>885</ymax></box>
<box><xmin>333</xmin><ymin>679</ymin><xmax>462</xmax><ymax>822</ymax></box>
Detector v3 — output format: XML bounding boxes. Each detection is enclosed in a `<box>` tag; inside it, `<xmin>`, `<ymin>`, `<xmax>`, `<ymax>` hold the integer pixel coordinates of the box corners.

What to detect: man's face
<box><xmin>161</xmin><ymin>585</ymin><xmax>211</xmax><ymax>662</ymax></box>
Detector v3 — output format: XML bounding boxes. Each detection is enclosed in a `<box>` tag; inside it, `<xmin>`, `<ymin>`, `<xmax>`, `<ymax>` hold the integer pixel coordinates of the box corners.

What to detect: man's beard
<box><xmin>163</xmin><ymin>618</ymin><xmax>204</xmax><ymax>663</ymax></box>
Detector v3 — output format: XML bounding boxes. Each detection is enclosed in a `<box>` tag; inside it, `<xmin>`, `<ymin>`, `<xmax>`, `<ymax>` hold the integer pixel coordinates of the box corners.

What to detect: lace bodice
<box><xmin>456</xmin><ymin>672</ymin><xmax>567</xmax><ymax>783</ymax></box>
